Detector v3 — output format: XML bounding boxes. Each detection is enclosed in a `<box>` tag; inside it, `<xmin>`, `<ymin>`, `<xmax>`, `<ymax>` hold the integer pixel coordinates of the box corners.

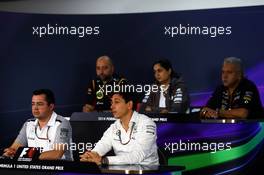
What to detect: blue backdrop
<box><xmin>0</xmin><ymin>6</ymin><xmax>263</xmax><ymax>116</ymax></box>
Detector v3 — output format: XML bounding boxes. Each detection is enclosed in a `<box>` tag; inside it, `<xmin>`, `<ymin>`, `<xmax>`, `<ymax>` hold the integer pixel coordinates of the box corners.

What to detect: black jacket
<box><xmin>206</xmin><ymin>78</ymin><xmax>263</xmax><ymax>119</ymax></box>
<box><xmin>140</xmin><ymin>76</ymin><xmax>190</xmax><ymax>113</ymax></box>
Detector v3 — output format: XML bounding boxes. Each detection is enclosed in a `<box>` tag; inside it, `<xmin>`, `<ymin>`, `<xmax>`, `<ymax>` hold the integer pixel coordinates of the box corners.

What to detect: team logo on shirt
<box><xmin>96</xmin><ymin>90</ymin><xmax>104</xmax><ymax>99</ymax></box>
<box><xmin>146</xmin><ymin>125</ymin><xmax>155</xmax><ymax>135</ymax></box>
<box><xmin>60</xmin><ymin>128</ymin><xmax>69</xmax><ymax>139</ymax></box>
<box><xmin>243</xmin><ymin>91</ymin><xmax>253</xmax><ymax>104</ymax></box>
<box><xmin>173</xmin><ymin>88</ymin><xmax>183</xmax><ymax>103</ymax></box>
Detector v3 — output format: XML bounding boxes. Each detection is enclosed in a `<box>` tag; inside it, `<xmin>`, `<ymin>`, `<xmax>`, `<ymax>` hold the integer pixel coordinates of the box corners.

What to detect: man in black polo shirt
<box><xmin>83</xmin><ymin>55</ymin><xmax>126</xmax><ymax>112</ymax></box>
<box><xmin>201</xmin><ymin>57</ymin><xmax>263</xmax><ymax>119</ymax></box>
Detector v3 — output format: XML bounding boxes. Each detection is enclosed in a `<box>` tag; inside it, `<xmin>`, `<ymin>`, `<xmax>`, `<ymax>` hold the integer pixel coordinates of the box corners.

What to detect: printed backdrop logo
<box><xmin>17</xmin><ymin>147</ymin><xmax>40</xmax><ymax>162</ymax></box>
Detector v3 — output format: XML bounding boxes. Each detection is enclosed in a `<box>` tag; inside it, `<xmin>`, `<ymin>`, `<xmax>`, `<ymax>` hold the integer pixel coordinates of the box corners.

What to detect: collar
<box><xmin>33</xmin><ymin>111</ymin><xmax>57</xmax><ymax>127</ymax></box>
<box><xmin>160</xmin><ymin>84</ymin><xmax>169</xmax><ymax>91</ymax></box>
<box><xmin>96</xmin><ymin>76</ymin><xmax>113</xmax><ymax>84</ymax></box>
<box><xmin>117</xmin><ymin>111</ymin><xmax>138</xmax><ymax>128</ymax></box>
<box><xmin>130</xmin><ymin>111</ymin><xmax>138</xmax><ymax>124</ymax></box>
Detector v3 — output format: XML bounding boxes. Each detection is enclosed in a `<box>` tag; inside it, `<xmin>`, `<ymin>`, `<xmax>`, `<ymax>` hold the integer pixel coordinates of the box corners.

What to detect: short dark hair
<box><xmin>33</xmin><ymin>89</ymin><xmax>55</xmax><ymax>105</ymax></box>
<box><xmin>110</xmin><ymin>91</ymin><xmax>137</xmax><ymax>110</ymax></box>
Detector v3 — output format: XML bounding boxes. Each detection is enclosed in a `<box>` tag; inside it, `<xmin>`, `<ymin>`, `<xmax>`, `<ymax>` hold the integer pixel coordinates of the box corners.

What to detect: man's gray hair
<box><xmin>223</xmin><ymin>57</ymin><xmax>244</xmax><ymax>77</ymax></box>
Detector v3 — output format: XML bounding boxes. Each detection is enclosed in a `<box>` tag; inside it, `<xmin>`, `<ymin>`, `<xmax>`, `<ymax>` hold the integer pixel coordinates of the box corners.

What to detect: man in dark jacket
<box><xmin>201</xmin><ymin>57</ymin><xmax>263</xmax><ymax>119</ymax></box>
<box><xmin>83</xmin><ymin>56</ymin><xmax>126</xmax><ymax>112</ymax></box>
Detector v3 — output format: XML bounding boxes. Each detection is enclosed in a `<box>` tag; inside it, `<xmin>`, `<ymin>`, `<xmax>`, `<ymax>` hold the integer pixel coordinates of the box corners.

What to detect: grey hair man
<box><xmin>201</xmin><ymin>57</ymin><xmax>263</xmax><ymax>119</ymax></box>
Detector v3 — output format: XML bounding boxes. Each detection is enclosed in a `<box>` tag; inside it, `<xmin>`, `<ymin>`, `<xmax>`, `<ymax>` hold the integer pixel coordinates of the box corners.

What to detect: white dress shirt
<box><xmin>93</xmin><ymin>111</ymin><xmax>159</xmax><ymax>165</ymax></box>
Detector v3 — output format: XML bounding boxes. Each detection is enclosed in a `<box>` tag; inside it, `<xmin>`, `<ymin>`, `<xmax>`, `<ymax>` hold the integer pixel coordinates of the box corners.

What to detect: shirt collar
<box><xmin>47</xmin><ymin>112</ymin><xmax>57</xmax><ymax>126</ymax></box>
<box><xmin>130</xmin><ymin>111</ymin><xmax>138</xmax><ymax>124</ymax></box>
<box><xmin>34</xmin><ymin>111</ymin><xmax>57</xmax><ymax>127</ymax></box>
<box><xmin>117</xmin><ymin>111</ymin><xmax>138</xmax><ymax>128</ymax></box>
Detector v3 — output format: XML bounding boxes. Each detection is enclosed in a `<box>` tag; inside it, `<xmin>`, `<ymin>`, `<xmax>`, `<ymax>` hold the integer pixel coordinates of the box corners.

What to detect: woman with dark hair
<box><xmin>140</xmin><ymin>59</ymin><xmax>190</xmax><ymax>113</ymax></box>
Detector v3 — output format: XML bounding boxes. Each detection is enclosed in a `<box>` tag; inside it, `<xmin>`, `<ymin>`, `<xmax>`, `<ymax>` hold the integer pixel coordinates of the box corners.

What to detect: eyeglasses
<box><xmin>35</xmin><ymin>126</ymin><xmax>50</xmax><ymax>142</ymax></box>
<box><xmin>117</xmin><ymin>122</ymin><xmax>135</xmax><ymax>145</ymax></box>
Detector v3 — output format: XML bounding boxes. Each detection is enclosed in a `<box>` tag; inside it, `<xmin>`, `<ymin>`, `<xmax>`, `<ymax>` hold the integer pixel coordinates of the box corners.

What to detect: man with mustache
<box><xmin>83</xmin><ymin>55</ymin><xmax>126</xmax><ymax>112</ymax></box>
<box><xmin>201</xmin><ymin>57</ymin><xmax>263</xmax><ymax>119</ymax></box>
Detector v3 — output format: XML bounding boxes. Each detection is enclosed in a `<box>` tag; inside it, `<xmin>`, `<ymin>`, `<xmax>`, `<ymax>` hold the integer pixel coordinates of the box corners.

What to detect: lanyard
<box><xmin>117</xmin><ymin>122</ymin><xmax>135</xmax><ymax>145</ymax></box>
<box><xmin>35</xmin><ymin>125</ymin><xmax>50</xmax><ymax>142</ymax></box>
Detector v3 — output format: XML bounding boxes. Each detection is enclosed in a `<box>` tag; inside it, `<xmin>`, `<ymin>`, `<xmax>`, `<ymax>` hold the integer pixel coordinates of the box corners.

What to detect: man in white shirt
<box><xmin>2</xmin><ymin>89</ymin><xmax>73</xmax><ymax>161</ymax></box>
<box><xmin>80</xmin><ymin>91</ymin><xmax>159</xmax><ymax>165</ymax></box>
